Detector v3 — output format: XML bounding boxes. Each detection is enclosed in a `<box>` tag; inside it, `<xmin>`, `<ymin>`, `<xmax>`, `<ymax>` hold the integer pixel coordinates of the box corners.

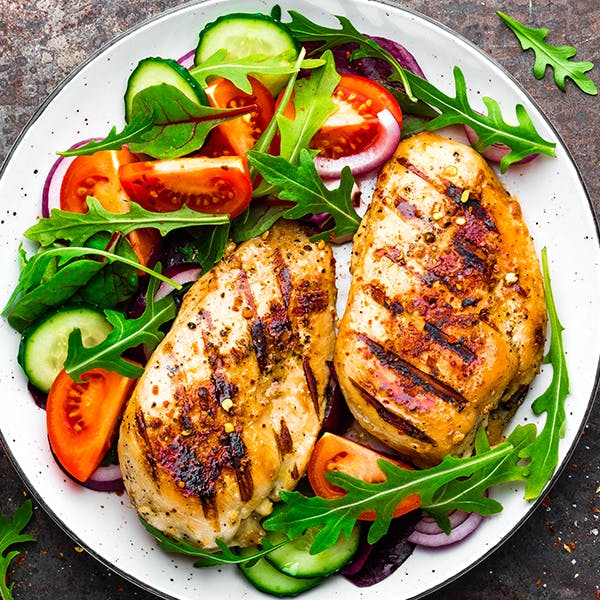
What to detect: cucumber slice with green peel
<box><xmin>265</xmin><ymin>525</ymin><xmax>361</xmax><ymax>578</ymax></box>
<box><xmin>194</xmin><ymin>13</ymin><xmax>300</xmax><ymax>95</ymax></box>
<box><xmin>238</xmin><ymin>551</ymin><xmax>323</xmax><ymax>597</ymax></box>
<box><xmin>124</xmin><ymin>57</ymin><xmax>208</xmax><ymax>122</ymax></box>
<box><xmin>18</xmin><ymin>306</ymin><xmax>112</xmax><ymax>393</ymax></box>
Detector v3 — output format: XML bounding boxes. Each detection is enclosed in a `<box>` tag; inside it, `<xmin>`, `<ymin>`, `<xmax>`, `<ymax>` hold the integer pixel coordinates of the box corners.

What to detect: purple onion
<box><xmin>413</xmin><ymin>509</ymin><xmax>470</xmax><ymax>534</ymax></box>
<box><xmin>408</xmin><ymin>511</ymin><xmax>485</xmax><ymax>547</ymax></box>
<box><xmin>81</xmin><ymin>463</ymin><xmax>124</xmax><ymax>493</ymax></box>
<box><xmin>154</xmin><ymin>263</ymin><xmax>202</xmax><ymax>301</ymax></box>
<box><xmin>177</xmin><ymin>49</ymin><xmax>196</xmax><ymax>69</ymax></box>
<box><xmin>41</xmin><ymin>139</ymin><xmax>99</xmax><ymax>217</ymax></box>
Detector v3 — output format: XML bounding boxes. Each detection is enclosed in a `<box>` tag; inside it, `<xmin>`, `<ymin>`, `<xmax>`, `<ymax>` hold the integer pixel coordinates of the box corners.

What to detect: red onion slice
<box><xmin>407</xmin><ymin>511</ymin><xmax>484</xmax><ymax>547</ymax></box>
<box><xmin>177</xmin><ymin>49</ymin><xmax>196</xmax><ymax>69</ymax></box>
<box><xmin>414</xmin><ymin>509</ymin><xmax>470</xmax><ymax>534</ymax></box>
<box><xmin>314</xmin><ymin>109</ymin><xmax>401</xmax><ymax>179</ymax></box>
<box><xmin>154</xmin><ymin>263</ymin><xmax>203</xmax><ymax>301</ymax></box>
<box><xmin>41</xmin><ymin>138</ymin><xmax>100</xmax><ymax>217</ymax></box>
<box><xmin>464</xmin><ymin>125</ymin><xmax>538</xmax><ymax>166</ymax></box>
<box><xmin>81</xmin><ymin>463</ymin><xmax>124</xmax><ymax>493</ymax></box>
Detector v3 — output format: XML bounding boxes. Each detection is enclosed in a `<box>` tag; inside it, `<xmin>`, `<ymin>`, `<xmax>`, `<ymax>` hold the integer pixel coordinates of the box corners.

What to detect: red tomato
<box><xmin>118</xmin><ymin>156</ymin><xmax>252</xmax><ymax>218</ymax></box>
<box><xmin>60</xmin><ymin>149</ymin><xmax>158</xmax><ymax>265</ymax></box>
<box><xmin>307</xmin><ymin>432</ymin><xmax>420</xmax><ymax>521</ymax></box>
<box><xmin>46</xmin><ymin>367</ymin><xmax>138</xmax><ymax>482</ymax></box>
<box><xmin>281</xmin><ymin>74</ymin><xmax>402</xmax><ymax>160</ymax></box>
<box><xmin>202</xmin><ymin>76</ymin><xmax>275</xmax><ymax>157</ymax></box>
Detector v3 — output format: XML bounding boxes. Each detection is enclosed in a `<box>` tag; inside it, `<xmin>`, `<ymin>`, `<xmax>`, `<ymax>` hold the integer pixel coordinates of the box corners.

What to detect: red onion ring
<box><xmin>464</xmin><ymin>125</ymin><xmax>539</xmax><ymax>166</ymax></box>
<box><xmin>154</xmin><ymin>263</ymin><xmax>203</xmax><ymax>301</ymax></box>
<box><xmin>407</xmin><ymin>511</ymin><xmax>484</xmax><ymax>547</ymax></box>
<box><xmin>81</xmin><ymin>463</ymin><xmax>124</xmax><ymax>493</ymax></box>
<box><xmin>413</xmin><ymin>509</ymin><xmax>470</xmax><ymax>534</ymax></box>
<box><xmin>177</xmin><ymin>49</ymin><xmax>196</xmax><ymax>69</ymax></box>
<box><xmin>41</xmin><ymin>138</ymin><xmax>100</xmax><ymax>217</ymax></box>
<box><xmin>314</xmin><ymin>109</ymin><xmax>401</xmax><ymax>179</ymax></box>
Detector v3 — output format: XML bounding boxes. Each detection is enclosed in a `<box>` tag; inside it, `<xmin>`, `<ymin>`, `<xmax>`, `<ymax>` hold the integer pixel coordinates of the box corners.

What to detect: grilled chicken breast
<box><xmin>118</xmin><ymin>221</ymin><xmax>336</xmax><ymax>549</ymax></box>
<box><xmin>334</xmin><ymin>132</ymin><xmax>546</xmax><ymax>467</ymax></box>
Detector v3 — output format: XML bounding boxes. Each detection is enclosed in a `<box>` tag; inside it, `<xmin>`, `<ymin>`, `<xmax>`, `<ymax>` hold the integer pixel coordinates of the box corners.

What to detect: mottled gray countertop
<box><xmin>0</xmin><ymin>1</ymin><xmax>598</xmax><ymax>599</ymax></box>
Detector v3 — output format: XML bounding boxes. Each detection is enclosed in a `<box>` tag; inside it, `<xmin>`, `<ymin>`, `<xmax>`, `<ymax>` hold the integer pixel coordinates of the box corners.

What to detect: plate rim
<box><xmin>0</xmin><ymin>1</ymin><xmax>598</xmax><ymax>599</ymax></box>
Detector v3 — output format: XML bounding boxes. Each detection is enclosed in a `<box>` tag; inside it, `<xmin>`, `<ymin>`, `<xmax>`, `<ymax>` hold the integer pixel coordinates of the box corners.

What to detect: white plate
<box><xmin>0</xmin><ymin>1</ymin><xmax>598</xmax><ymax>599</ymax></box>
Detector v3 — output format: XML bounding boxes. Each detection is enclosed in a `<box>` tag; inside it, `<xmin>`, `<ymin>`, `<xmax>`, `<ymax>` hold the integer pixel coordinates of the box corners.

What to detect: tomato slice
<box><xmin>281</xmin><ymin>73</ymin><xmax>402</xmax><ymax>160</ymax></box>
<box><xmin>119</xmin><ymin>156</ymin><xmax>252</xmax><ymax>218</ymax></box>
<box><xmin>46</xmin><ymin>367</ymin><xmax>138</xmax><ymax>482</ymax></box>
<box><xmin>60</xmin><ymin>149</ymin><xmax>158</xmax><ymax>265</ymax></box>
<box><xmin>307</xmin><ymin>432</ymin><xmax>420</xmax><ymax>520</ymax></box>
<box><xmin>202</xmin><ymin>76</ymin><xmax>275</xmax><ymax>157</ymax></box>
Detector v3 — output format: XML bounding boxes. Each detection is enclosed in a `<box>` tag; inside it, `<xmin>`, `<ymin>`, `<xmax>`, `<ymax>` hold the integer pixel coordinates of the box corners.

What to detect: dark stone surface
<box><xmin>0</xmin><ymin>1</ymin><xmax>598</xmax><ymax>599</ymax></box>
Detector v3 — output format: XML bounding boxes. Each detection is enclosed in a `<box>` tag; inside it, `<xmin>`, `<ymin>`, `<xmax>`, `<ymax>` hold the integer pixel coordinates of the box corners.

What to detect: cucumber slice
<box><xmin>238</xmin><ymin>551</ymin><xmax>323</xmax><ymax>597</ymax></box>
<box><xmin>18</xmin><ymin>306</ymin><xmax>112</xmax><ymax>393</ymax></box>
<box><xmin>124</xmin><ymin>57</ymin><xmax>208</xmax><ymax>122</ymax></box>
<box><xmin>194</xmin><ymin>13</ymin><xmax>299</xmax><ymax>95</ymax></box>
<box><xmin>265</xmin><ymin>525</ymin><xmax>361</xmax><ymax>578</ymax></box>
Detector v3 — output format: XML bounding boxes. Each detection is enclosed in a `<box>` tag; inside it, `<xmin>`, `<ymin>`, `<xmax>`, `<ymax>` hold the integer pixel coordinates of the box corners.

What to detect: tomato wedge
<box><xmin>119</xmin><ymin>156</ymin><xmax>252</xmax><ymax>218</ymax></box>
<box><xmin>202</xmin><ymin>76</ymin><xmax>275</xmax><ymax>157</ymax></box>
<box><xmin>46</xmin><ymin>367</ymin><xmax>138</xmax><ymax>482</ymax></box>
<box><xmin>60</xmin><ymin>149</ymin><xmax>158</xmax><ymax>265</ymax></box>
<box><xmin>281</xmin><ymin>73</ymin><xmax>402</xmax><ymax>161</ymax></box>
<box><xmin>307</xmin><ymin>432</ymin><xmax>421</xmax><ymax>520</ymax></box>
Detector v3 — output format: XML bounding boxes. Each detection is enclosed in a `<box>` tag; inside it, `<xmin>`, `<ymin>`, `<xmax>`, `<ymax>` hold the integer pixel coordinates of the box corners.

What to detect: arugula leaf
<box><xmin>520</xmin><ymin>248</ymin><xmax>570</xmax><ymax>499</ymax></box>
<box><xmin>284</xmin><ymin>10</ymin><xmax>415</xmax><ymax>101</ymax></box>
<box><xmin>56</xmin><ymin>114</ymin><xmax>154</xmax><ymax>156</ymax></box>
<box><xmin>140</xmin><ymin>518</ymin><xmax>288</xmax><ymax>567</ymax></box>
<box><xmin>247</xmin><ymin>149</ymin><xmax>360</xmax><ymax>241</ymax></box>
<box><xmin>277</xmin><ymin>50</ymin><xmax>340</xmax><ymax>163</ymax></box>
<box><xmin>264</xmin><ymin>440</ymin><xmax>514</xmax><ymax>554</ymax></box>
<box><xmin>189</xmin><ymin>49</ymin><xmax>323</xmax><ymax>94</ymax></box>
<box><xmin>127</xmin><ymin>84</ymin><xmax>256</xmax><ymax>159</ymax></box>
<box><xmin>25</xmin><ymin>197</ymin><xmax>229</xmax><ymax>247</ymax></box>
<box><xmin>403</xmin><ymin>66</ymin><xmax>556</xmax><ymax>172</ymax></box>
<box><xmin>0</xmin><ymin>500</ymin><xmax>35</xmax><ymax>600</ymax></box>
<box><xmin>64</xmin><ymin>275</ymin><xmax>176</xmax><ymax>380</ymax></box>
<box><xmin>498</xmin><ymin>12</ymin><xmax>597</xmax><ymax>95</ymax></box>
<box><xmin>423</xmin><ymin>425</ymin><xmax>536</xmax><ymax>531</ymax></box>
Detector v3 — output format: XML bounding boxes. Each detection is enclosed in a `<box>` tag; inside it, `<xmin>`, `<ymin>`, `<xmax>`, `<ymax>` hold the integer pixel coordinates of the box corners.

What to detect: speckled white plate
<box><xmin>0</xmin><ymin>1</ymin><xmax>598</xmax><ymax>599</ymax></box>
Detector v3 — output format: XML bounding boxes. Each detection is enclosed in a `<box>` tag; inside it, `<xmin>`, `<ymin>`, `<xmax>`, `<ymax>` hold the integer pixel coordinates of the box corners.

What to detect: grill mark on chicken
<box><xmin>452</xmin><ymin>236</ymin><xmax>490</xmax><ymax>274</ymax></box>
<box><xmin>273</xmin><ymin>248</ymin><xmax>292</xmax><ymax>307</ymax></box>
<box><xmin>276</xmin><ymin>418</ymin><xmax>294</xmax><ymax>455</ymax></box>
<box><xmin>303</xmin><ymin>357</ymin><xmax>320</xmax><ymax>415</ymax></box>
<box><xmin>227</xmin><ymin>430</ymin><xmax>254</xmax><ymax>502</ymax></box>
<box><xmin>348</xmin><ymin>377</ymin><xmax>436</xmax><ymax>444</ymax></box>
<box><xmin>359</xmin><ymin>334</ymin><xmax>468</xmax><ymax>409</ymax></box>
<box><xmin>291</xmin><ymin>280</ymin><xmax>330</xmax><ymax>322</ymax></box>
<box><xmin>367</xmin><ymin>284</ymin><xmax>404</xmax><ymax>315</ymax></box>
<box><xmin>134</xmin><ymin>410</ymin><xmax>159</xmax><ymax>480</ymax></box>
<box><xmin>423</xmin><ymin>322</ymin><xmax>476</xmax><ymax>364</ymax></box>
<box><xmin>395</xmin><ymin>157</ymin><xmax>496</xmax><ymax>232</ymax></box>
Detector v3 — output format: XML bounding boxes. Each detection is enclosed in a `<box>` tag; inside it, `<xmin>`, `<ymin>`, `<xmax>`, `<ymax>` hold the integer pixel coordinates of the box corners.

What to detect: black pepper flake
<box><xmin>187</xmin><ymin>322</ymin><xmax>196</xmax><ymax>329</ymax></box>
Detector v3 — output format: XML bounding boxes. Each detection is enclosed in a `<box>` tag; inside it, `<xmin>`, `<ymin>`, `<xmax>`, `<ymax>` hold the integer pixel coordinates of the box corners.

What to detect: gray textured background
<box><xmin>0</xmin><ymin>1</ymin><xmax>598</xmax><ymax>599</ymax></box>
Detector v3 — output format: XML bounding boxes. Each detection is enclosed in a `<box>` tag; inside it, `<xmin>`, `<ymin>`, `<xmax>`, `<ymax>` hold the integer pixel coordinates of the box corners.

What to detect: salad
<box><xmin>1</xmin><ymin>3</ymin><xmax>570</xmax><ymax>598</ymax></box>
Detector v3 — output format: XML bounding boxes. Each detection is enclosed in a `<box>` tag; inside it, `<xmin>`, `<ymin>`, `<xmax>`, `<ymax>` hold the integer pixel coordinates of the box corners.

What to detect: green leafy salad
<box><xmin>1</xmin><ymin>4</ymin><xmax>574</xmax><ymax>597</ymax></box>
